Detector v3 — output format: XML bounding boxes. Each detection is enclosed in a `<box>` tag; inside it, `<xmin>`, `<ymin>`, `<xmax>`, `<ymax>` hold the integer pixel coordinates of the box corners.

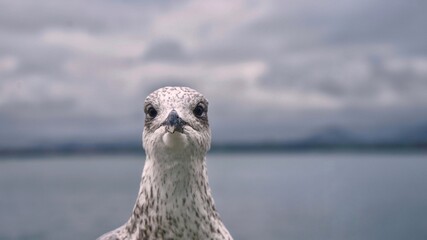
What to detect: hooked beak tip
<box><xmin>166</xmin><ymin>126</ymin><xmax>176</xmax><ymax>134</ymax></box>
<box><xmin>163</xmin><ymin>110</ymin><xmax>186</xmax><ymax>134</ymax></box>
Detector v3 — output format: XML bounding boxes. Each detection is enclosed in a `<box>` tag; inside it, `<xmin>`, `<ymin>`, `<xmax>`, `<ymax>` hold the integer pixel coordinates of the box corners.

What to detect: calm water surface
<box><xmin>0</xmin><ymin>152</ymin><xmax>426</xmax><ymax>240</ymax></box>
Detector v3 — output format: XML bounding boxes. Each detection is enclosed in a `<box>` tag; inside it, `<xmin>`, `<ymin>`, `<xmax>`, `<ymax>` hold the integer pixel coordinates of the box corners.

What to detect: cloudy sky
<box><xmin>0</xmin><ymin>0</ymin><xmax>426</xmax><ymax>148</ymax></box>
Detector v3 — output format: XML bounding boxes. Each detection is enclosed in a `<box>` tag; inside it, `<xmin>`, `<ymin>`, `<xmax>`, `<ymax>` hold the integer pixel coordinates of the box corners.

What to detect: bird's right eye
<box><xmin>146</xmin><ymin>106</ymin><xmax>158</xmax><ymax>118</ymax></box>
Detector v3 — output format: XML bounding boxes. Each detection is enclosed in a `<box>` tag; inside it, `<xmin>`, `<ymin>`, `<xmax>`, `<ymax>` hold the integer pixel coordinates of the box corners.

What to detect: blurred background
<box><xmin>1</xmin><ymin>0</ymin><xmax>426</xmax><ymax>239</ymax></box>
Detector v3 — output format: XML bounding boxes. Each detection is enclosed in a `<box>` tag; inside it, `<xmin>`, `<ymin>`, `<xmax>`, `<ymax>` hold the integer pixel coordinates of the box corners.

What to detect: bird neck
<box><xmin>140</xmin><ymin>152</ymin><xmax>213</xmax><ymax>203</ymax></box>
<box><xmin>124</xmin><ymin>150</ymin><xmax>224</xmax><ymax>238</ymax></box>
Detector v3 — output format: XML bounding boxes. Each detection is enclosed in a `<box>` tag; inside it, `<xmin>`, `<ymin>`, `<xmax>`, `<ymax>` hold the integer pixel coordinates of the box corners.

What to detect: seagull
<box><xmin>98</xmin><ymin>86</ymin><xmax>233</xmax><ymax>240</ymax></box>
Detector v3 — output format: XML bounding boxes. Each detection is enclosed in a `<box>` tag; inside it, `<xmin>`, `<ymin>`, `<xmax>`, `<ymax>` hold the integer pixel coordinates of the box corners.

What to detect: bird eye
<box><xmin>193</xmin><ymin>104</ymin><xmax>205</xmax><ymax>117</ymax></box>
<box><xmin>146</xmin><ymin>106</ymin><xmax>157</xmax><ymax>118</ymax></box>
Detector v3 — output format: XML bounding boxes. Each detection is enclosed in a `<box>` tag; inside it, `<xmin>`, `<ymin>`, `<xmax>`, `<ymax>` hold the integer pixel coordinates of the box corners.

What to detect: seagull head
<box><xmin>142</xmin><ymin>86</ymin><xmax>211</xmax><ymax>154</ymax></box>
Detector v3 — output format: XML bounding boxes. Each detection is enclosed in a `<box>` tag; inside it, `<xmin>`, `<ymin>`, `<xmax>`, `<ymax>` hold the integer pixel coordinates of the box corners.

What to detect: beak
<box><xmin>162</xmin><ymin>110</ymin><xmax>186</xmax><ymax>133</ymax></box>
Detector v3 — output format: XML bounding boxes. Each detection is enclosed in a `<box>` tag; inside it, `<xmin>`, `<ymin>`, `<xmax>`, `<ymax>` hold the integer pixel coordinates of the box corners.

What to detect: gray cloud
<box><xmin>143</xmin><ymin>39</ymin><xmax>190</xmax><ymax>62</ymax></box>
<box><xmin>324</xmin><ymin>0</ymin><xmax>427</xmax><ymax>54</ymax></box>
<box><xmin>0</xmin><ymin>0</ymin><xmax>426</xmax><ymax>148</ymax></box>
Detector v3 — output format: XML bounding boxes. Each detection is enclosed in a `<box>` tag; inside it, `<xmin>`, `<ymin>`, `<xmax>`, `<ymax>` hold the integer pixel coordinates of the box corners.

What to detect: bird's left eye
<box><xmin>193</xmin><ymin>104</ymin><xmax>205</xmax><ymax>117</ymax></box>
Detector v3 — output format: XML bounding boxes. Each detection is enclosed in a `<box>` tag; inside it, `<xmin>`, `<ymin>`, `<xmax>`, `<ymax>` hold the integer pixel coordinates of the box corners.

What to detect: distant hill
<box><xmin>301</xmin><ymin>126</ymin><xmax>361</xmax><ymax>145</ymax></box>
<box><xmin>300</xmin><ymin>124</ymin><xmax>427</xmax><ymax>146</ymax></box>
<box><xmin>1</xmin><ymin>124</ymin><xmax>426</xmax><ymax>156</ymax></box>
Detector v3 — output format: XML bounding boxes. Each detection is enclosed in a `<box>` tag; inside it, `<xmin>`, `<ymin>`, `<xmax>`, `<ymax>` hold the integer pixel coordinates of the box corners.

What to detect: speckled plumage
<box><xmin>98</xmin><ymin>87</ymin><xmax>233</xmax><ymax>240</ymax></box>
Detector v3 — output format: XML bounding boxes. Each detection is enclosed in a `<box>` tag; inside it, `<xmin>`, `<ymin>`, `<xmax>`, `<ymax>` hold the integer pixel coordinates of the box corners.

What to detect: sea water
<box><xmin>0</xmin><ymin>152</ymin><xmax>426</xmax><ymax>240</ymax></box>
